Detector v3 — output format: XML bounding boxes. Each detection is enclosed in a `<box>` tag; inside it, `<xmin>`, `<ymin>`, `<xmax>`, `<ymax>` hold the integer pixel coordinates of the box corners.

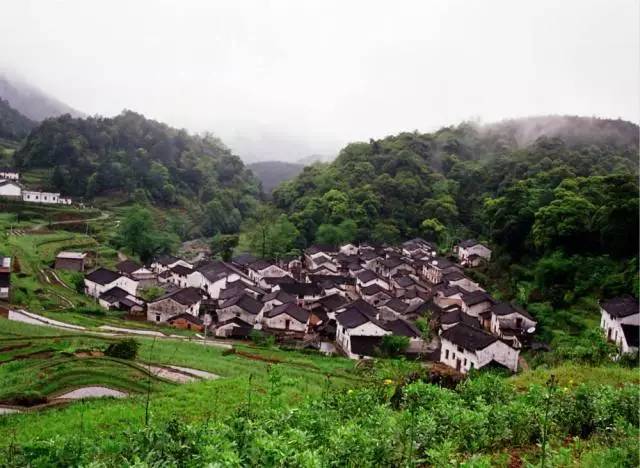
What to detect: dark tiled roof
<box><xmin>116</xmin><ymin>260</ymin><xmax>142</xmax><ymax>274</ymax></box>
<box><xmin>462</xmin><ymin>290</ymin><xmax>495</xmax><ymax>306</ymax></box>
<box><xmin>171</xmin><ymin>264</ymin><xmax>193</xmax><ymax>276</ymax></box>
<box><xmin>197</xmin><ymin>261</ymin><xmax>246</xmax><ymax>283</ymax></box>
<box><xmin>458</xmin><ymin>239</ymin><xmax>480</xmax><ymax>248</ymax></box>
<box><xmin>248</xmin><ymin>259</ymin><xmax>272</xmax><ymax>271</ymax></box>
<box><xmin>429</xmin><ymin>257</ymin><xmax>455</xmax><ymax>269</ymax></box>
<box><xmin>440</xmin><ymin>323</ymin><xmax>498</xmax><ymax>351</ymax></box>
<box><xmin>356</xmin><ymin>269</ymin><xmax>378</xmax><ymax>283</ymax></box>
<box><xmin>278</xmin><ymin>282</ymin><xmax>321</xmax><ymax>297</ymax></box>
<box><xmin>153</xmin><ymin>254</ymin><xmax>180</xmax><ymax>265</ymax></box>
<box><xmin>219</xmin><ymin>293</ymin><xmax>262</xmax><ymax>315</ymax></box>
<box><xmin>621</xmin><ymin>324</ymin><xmax>639</xmax><ymax>348</ymax></box>
<box><xmin>316</xmin><ymin>294</ymin><xmax>348</xmax><ymax>311</ymax></box>
<box><xmin>361</xmin><ymin>284</ymin><xmax>390</xmax><ymax>297</ymax></box>
<box><xmin>0</xmin><ymin>273</ymin><xmax>9</xmax><ymax>288</ymax></box>
<box><xmin>168</xmin><ymin>313</ymin><xmax>204</xmax><ymax>325</ymax></box>
<box><xmin>383</xmin><ymin>298</ymin><xmax>409</xmax><ymax>313</ymax></box>
<box><xmin>265</xmin><ymin>302</ymin><xmax>310</xmax><ymax>323</ymax></box>
<box><xmin>384</xmin><ymin>318</ymin><xmax>420</xmax><ymax>337</ymax></box>
<box><xmin>85</xmin><ymin>268</ymin><xmax>121</xmax><ymax>285</ymax></box>
<box><xmin>440</xmin><ymin>309</ymin><xmax>480</xmax><ymax>328</ymax></box>
<box><xmin>262</xmin><ymin>290</ymin><xmax>297</xmax><ymax>304</ymax></box>
<box><xmin>393</xmin><ymin>275</ymin><xmax>415</xmax><ymax>288</ymax></box>
<box><xmin>264</xmin><ymin>276</ymin><xmax>296</xmax><ymax>286</ymax></box>
<box><xmin>443</xmin><ymin>271</ymin><xmax>466</xmax><ymax>282</ymax></box>
<box><xmin>381</xmin><ymin>256</ymin><xmax>405</xmax><ymax>269</ymax></box>
<box><xmin>349</xmin><ymin>336</ymin><xmax>383</xmax><ymax>357</ymax></box>
<box><xmin>153</xmin><ymin>287</ymin><xmax>202</xmax><ymax>306</ymax></box>
<box><xmin>99</xmin><ymin>286</ymin><xmax>129</xmax><ymax>303</ymax></box>
<box><xmin>336</xmin><ymin>307</ymin><xmax>374</xmax><ymax>329</ymax></box>
<box><xmin>491</xmin><ymin>302</ymin><xmax>535</xmax><ymax>321</ymax></box>
<box><xmin>342</xmin><ymin>299</ymin><xmax>378</xmax><ymax>318</ymax></box>
<box><xmin>601</xmin><ymin>296</ymin><xmax>639</xmax><ymax>319</ymax></box>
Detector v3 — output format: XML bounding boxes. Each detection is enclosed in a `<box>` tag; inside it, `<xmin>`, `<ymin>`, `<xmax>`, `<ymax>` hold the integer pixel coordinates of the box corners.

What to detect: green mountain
<box><xmin>248</xmin><ymin>160</ymin><xmax>305</xmax><ymax>194</ymax></box>
<box><xmin>0</xmin><ymin>97</ymin><xmax>36</xmax><ymax>141</ymax></box>
<box><xmin>14</xmin><ymin>110</ymin><xmax>261</xmax><ymax>236</ymax></box>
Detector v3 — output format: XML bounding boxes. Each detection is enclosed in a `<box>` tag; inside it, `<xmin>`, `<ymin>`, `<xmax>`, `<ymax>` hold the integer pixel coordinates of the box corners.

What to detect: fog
<box><xmin>1</xmin><ymin>0</ymin><xmax>638</xmax><ymax>162</ymax></box>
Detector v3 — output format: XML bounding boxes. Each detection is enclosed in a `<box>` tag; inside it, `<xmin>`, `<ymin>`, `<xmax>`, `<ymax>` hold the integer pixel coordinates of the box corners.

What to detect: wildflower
<box><xmin>383</xmin><ymin>379</ymin><xmax>393</xmax><ymax>385</ymax></box>
<box><xmin>348</xmin><ymin>389</ymin><xmax>353</xmax><ymax>394</ymax></box>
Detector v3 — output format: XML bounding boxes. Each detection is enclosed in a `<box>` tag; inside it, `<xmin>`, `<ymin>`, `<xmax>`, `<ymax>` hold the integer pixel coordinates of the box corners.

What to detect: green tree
<box><xmin>211</xmin><ymin>234</ymin><xmax>239</xmax><ymax>261</ymax></box>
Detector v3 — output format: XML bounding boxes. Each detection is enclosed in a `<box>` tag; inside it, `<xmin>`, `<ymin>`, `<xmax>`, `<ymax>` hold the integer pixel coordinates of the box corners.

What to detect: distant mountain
<box><xmin>0</xmin><ymin>97</ymin><xmax>36</xmax><ymax>141</ymax></box>
<box><xmin>248</xmin><ymin>160</ymin><xmax>305</xmax><ymax>194</ymax></box>
<box><xmin>0</xmin><ymin>74</ymin><xmax>85</xmax><ymax>121</ymax></box>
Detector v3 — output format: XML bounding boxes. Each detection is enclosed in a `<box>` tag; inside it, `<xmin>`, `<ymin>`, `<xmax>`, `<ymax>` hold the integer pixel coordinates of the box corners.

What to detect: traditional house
<box><xmin>247</xmin><ymin>260</ymin><xmax>290</xmax><ymax>287</ymax></box>
<box><xmin>461</xmin><ymin>290</ymin><xmax>495</xmax><ymax>318</ymax></box>
<box><xmin>0</xmin><ymin>168</ymin><xmax>19</xmax><ymax>180</ymax></box>
<box><xmin>116</xmin><ymin>259</ymin><xmax>155</xmax><ymax>285</ymax></box>
<box><xmin>188</xmin><ymin>261</ymin><xmax>249</xmax><ymax>298</ymax></box>
<box><xmin>335</xmin><ymin>305</ymin><xmax>389</xmax><ymax>359</ymax></box>
<box><xmin>384</xmin><ymin>318</ymin><xmax>426</xmax><ymax>354</ymax></box>
<box><xmin>0</xmin><ymin>257</ymin><xmax>11</xmax><ymax>299</ymax></box>
<box><xmin>456</xmin><ymin>240</ymin><xmax>492</xmax><ymax>266</ymax></box>
<box><xmin>260</xmin><ymin>290</ymin><xmax>297</xmax><ymax>315</ymax></box>
<box><xmin>167</xmin><ymin>313</ymin><xmax>204</xmax><ymax>331</ymax></box>
<box><xmin>339</xmin><ymin>243</ymin><xmax>359</xmax><ymax>256</ymax></box>
<box><xmin>401</xmin><ymin>238</ymin><xmax>435</xmax><ymax>258</ymax></box>
<box><xmin>231</xmin><ymin>253</ymin><xmax>259</xmax><ymax>272</ymax></box>
<box><xmin>214</xmin><ymin>317</ymin><xmax>254</xmax><ymax>338</ymax></box>
<box><xmin>379</xmin><ymin>256</ymin><xmax>415</xmax><ymax>278</ymax></box>
<box><xmin>84</xmin><ymin>268</ymin><xmax>138</xmax><ymax>300</ymax></box>
<box><xmin>360</xmin><ymin>283</ymin><xmax>392</xmax><ymax>306</ymax></box>
<box><xmin>261</xmin><ymin>302</ymin><xmax>310</xmax><ymax>335</ymax></box>
<box><xmin>0</xmin><ymin>180</ymin><xmax>22</xmax><ymax>198</ymax></box>
<box><xmin>440</xmin><ymin>323</ymin><xmax>519</xmax><ymax>373</ymax></box>
<box><xmin>600</xmin><ymin>296</ymin><xmax>640</xmax><ymax>354</ymax></box>
<box><xmin>55</xmin><ymin>251</ymin><xmax>87</xmax><ymax>272</ymax></box>
<box><xmin>168</xmin><ymin>264</ymin><xmax>193</xmax><ymax>288</ymax></box>
<box><xmin>150</xmin><ymin>255</ymin><xmax>192</xmax><ymax>274</ymax></box>
<box><xmin>219</xmin><ymin>280</ymin><xmax>265</xmax><ymax>301</ymax></box>
<box><xmin>423</xmin><ymin>257</ymin><xmax>460</xmax><ymax>284</ymax></box>
<box><xmin>490</xmin><ymin>302</ymin><xmax>537</xmax><ymax>345</ymax></box>
<box><xmin>313</xmin><ymin>293</ymin><xmax>348</xmax><ymax>316</ymax></box>
<box><xmin>22</xmin><ymin>190</ymin><xmax>61</xmax><ymax>204</ymax></box>
<box><xmin>146</xmin><ymin>287</ymin><xmax>203</xmax><ymax>323</ymax></box>
<box><xmin>379</xmin><ymin>298</ymin><xmax>409</xmax><ymax>320</ymax></box>
<box><xmin>304</xmin><ymin>245</ymin><xmax>338</xmax><ymax>270</ymax></box>
<box><xmin>355</xmin><ymin>269</ymin><xmax>389</xmax><ymax>292</ymax></box>
<box><xmin>217</xmin><ymin>293</ymin><xmax>262</xmax><ymax>325</ymax></box>
<box><xmin>275</xmin><ymin>281</ymin><xmax>323</xmax><ymax>306</ymax></box>
<box><xmin>98</xmin><ymin>287</ymin><xmax>143</xmax><ymax>312</ymax></box>
<box><xmin>439</xmin><ymin>308</ymin><xmax>479</xmax><ymax>331</ymax></box>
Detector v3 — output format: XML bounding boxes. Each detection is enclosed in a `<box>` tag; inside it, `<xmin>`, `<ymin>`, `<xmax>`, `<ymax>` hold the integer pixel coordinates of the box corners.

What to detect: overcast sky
<box><xmin>1</xmin><ymin>0</ymin><xmax>638</xmax><ymax>161</ymax></box>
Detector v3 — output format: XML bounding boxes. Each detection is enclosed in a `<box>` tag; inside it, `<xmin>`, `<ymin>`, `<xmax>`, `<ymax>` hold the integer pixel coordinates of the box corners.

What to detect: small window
<box><xmin>155</xmin><ymin>314</ymin><xmax>160</xmax><ymax>322</ymax></box>
<box><xmin>457</xmin><ymin>346</ymin><xmax>463</xmax><ymax>353</ymax></box>
<box><xmin>445</xmin><ymin>349</ymin><xmax>449</xmax><ymax>359</ymax></box>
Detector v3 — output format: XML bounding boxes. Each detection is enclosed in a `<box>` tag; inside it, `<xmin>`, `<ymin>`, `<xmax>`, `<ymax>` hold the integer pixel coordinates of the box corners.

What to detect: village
<box><xmin>1</xmin><ymin>234</ymin><xmax>631</xmax><ymax>374</ymax></box>
<box><xmin>0</xmin><ymin>169</ymin><xmax>73</xmax><ymax>205</ymax></box>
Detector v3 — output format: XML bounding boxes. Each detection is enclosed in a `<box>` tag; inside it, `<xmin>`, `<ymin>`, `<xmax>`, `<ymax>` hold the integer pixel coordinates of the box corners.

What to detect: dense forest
<box><xmin>13</xmin><ymin>111</ymin><xmax>262</xmax><ymax>236</ymax></box>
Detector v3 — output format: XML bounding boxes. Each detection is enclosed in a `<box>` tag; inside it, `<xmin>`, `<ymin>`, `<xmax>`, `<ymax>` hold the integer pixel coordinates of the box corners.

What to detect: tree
<box><xmin>244</xmin><ymin>207</ymin><xmax>300</xmax><ymax>259</ymax></box>
<box><xmin>315</xmin><ymin>219</ymin><xmax>357</xmax><ymax>245</ymax></box>
<box><xmin>378</xmin><ymin>335</ymin><xmax>409</xmax><ymax>357</ymax></box>
<box><xmin>116</xmin><ymin>206</ymin><xmax>178</xmax><ymax>263</ymax></box>
<box><xmin>420</xmin><ymin>218</ymin><xmax>446</xmax><ymax>245</ymax></box>
<box><xmin>211</xmin><ymin>234</ymin><xmax>239</xmax><ymax>261</ymax></box>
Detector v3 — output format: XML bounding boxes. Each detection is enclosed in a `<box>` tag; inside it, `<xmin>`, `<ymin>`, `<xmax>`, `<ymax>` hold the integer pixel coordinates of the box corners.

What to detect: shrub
<box><xmin>104</xmin><ymin>338</ymin><xmax>139</xmax><ymax>359</ymax></box>
<box><xmin>378</xmin><ymin>335</ymin><xmax>409</xmax><ymax>357</ymax></box>
<box><xmin>249</xmin><ymin>330</ymin><xmax>276</xmax><ymax>347</ymax></box>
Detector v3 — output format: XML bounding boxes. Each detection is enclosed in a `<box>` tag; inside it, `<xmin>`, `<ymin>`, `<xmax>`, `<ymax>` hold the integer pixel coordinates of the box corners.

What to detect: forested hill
<box><xmin>14</xmin><ymin>110</ymin><xmax>261</xmax><ymax>223</ymax></box>
<box><xmin>248</xmin><ymin>160</ymin><xmax>304</xmax><ymax>194</ymax></box>
<box><xmin>0</xmin><ymin>98</ymin><xmax>36</xmax><ymax>140</ymax></box>
<box><xmin>274</xmin><ymin>115</ymin><xmax>638</xmax><ymax>245</ymax></box>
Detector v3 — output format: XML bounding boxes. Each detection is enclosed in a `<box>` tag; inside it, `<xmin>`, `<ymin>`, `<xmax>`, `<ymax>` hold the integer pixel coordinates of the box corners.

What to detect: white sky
<box><xmin>1</xmin><ymin>0</ymin><xmax>638</xmax><ymax>161</ymax></box>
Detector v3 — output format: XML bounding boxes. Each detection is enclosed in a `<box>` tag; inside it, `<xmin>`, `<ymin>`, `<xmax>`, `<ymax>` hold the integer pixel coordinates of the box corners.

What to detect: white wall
<box><xmin>263</xmin><ymin>313</ymin><xmax>306</xmax><ymax>332</ymax></box>
<box><xmin>0</xmin><ymin>183</ymin><xmax>21</xmax><ymax>197</ymax></box>
<box><xmin>601</xmin><ymin>309</ymin><xmax>640</xmax><ymax>353</ymax></box>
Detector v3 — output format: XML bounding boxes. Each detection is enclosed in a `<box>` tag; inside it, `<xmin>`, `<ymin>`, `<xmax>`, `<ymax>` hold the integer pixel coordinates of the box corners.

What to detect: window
<box><xmin>445</xmin><ymin>349</ymin><xmax>449</xmax><ymax>359</ymax></box>
<box><xmin>155</xmin><ymin>314</ymin><xmax>160</xmax><ymax>322</ymax></box>
<box><xmin>457</xmin><ymin>346</ymin><xmax>463</xmax><ymax>352</ymax></box>
<box><xmin>464</xmin><ymin>358</ymin><xmax>467</xmax><ymax>365</ymax></box>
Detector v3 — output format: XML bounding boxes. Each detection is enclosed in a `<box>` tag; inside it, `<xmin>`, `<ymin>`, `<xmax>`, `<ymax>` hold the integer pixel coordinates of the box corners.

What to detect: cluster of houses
<box><xmin>75</xmin><ymin>237</ymin><xmax>545</xmax><ymax>373</ymax></box>
<box><xmin>0</xmin><ymin>257</ymin><xmax>11</xmax><ymax>300</ymax></box>
<box><xmin>0</xmin><ymin>169</ymin><xmax>72</xmax><ymax>205</ymax></box>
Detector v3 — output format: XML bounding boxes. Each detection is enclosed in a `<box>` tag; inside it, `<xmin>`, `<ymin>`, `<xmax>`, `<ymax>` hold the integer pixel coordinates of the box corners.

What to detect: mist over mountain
<box><xmin>0</xmin><ymin>97</ymin><xmax>36</xmax><ymax>140</ymax></box>
<box><xmin>0</xmin><ymin>73</ymin><xmax>85</xmax><ymax>121</ymax></box>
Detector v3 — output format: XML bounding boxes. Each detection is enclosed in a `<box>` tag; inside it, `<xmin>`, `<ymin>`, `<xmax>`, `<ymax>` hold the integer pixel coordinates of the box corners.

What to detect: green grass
<box><xmin>510</xmin><ymin>362</ymin><xmax>639</xmax><ymax>390</ymax></box>
<box><xmin>0</xmin><ymin>317</ymin><xmax>360</xmax><ymax>444</ymax></box>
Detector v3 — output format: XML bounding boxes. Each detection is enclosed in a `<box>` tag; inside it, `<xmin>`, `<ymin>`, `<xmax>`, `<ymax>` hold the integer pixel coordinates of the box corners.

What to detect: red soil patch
<box><xmin>0</xmin><ymin>342</ymin><xmax>31</xmax><ymax>353</ymax></box>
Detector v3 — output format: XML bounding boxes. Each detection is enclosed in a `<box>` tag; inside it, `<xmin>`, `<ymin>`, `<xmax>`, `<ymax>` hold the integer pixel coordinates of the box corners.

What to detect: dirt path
<box><xmin>54</xmin><ymin>386</ymin><xmax>128</xmax><ymax>400</ymax></box>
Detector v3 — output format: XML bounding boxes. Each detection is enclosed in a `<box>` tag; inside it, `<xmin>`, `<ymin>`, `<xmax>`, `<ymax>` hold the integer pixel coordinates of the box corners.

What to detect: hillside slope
<box><xmin>0</xmin><ymin>97</ymin><xmax>36</xmax><ymax>141</ymax></box>
<box><xmin>0</xmin><ymin>74</ymin><xmax>85</xmax><ymax>121</ymax></box>
<box><xmin>248</xmin><ymin>160</ymin><xmax>305</xmax><ymax>193</ymax></box>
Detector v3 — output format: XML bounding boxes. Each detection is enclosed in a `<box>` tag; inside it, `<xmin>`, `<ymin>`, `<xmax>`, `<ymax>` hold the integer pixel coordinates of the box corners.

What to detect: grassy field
<box><xmin>0</xmin><ymin>318</ymin><xmax>360</xmax><ymax>445</ymax></box>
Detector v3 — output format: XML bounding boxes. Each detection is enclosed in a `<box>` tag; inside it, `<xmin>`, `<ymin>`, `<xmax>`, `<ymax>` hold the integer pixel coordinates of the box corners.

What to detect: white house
<box><xmin>423</xmin><ymin>257</ymin><xmax>460</xmax><ymax>284</ymax></box>
<box><xmin>0</xmin><ymin>180</ymin><xmax>22</xmax><ymax>198</ymax></box>
<box><xmin>261</xmin><ymin>302</ymin><xmax>310</xmax><ymax>334</ymax></box>
<box><xmin>339</xmin><ymin>243</ymin><xmax>359</xmax><ymax>256</ymax></box>
<box><xmin>490</xmin><ymin>302</ymin><xmax>537</xmax><ymax>344</ymax></box>
<box><xmin>217</xmin><ymin>293</ymin><xmax>263</xmax><ymax>325</ymax></box>
<box><xmin>22</xmin><ymin>190</ymin><xmax>60</xmax><ymax>204</ymax></box>
<box><xmin>84</xmin><ymin>268</ymin><xmax>138</xmax><ymax>300</ymax></box>
<box><xmin>440</xmin><ymin>322</ymin><xmax>519</xmax><ymax>373</ymax></box>
<box><xmin>600</xmin><ymin>296</ymin><xmax>640</xmax><ymax>354</ymax></box>
<box><xmin>355</xmin><ymin>269</ymin><xmax>389</xmax><ymax>292</ymax></box>
<box><xmin>0</xmin><ymin>169</ymin><xmax>19</xmax><ymax>180</ymax></box>
<box><xmin>150</xmin><ymin>255</ymin><xmax>192</xmax><ymax>274</ymax></box>
<box><xmin>247</xmin><ymin>260</ymin><xmax>290</xmax><ymax>288</ymax></box>
<box><xmin>456</xmin><ymin>240</ymin><xmax>492</xmax><ymax>266</ymax></box>
<box><xmin>188</xmin><ymin>261</ymin><xmax>249</xmax><ymax>298</ymax></box>
<box><xmin>98</xmin><ymin>287</ymin><xmax>143</xmax><ymax>312</ymax></box>
<box><xmin>335</xmin><ymin>306</ymin><xmax>389</xmax><ymax>359</ymax></box>
<box><xmin>146</xmin><ymin>287</ymin><xmax>203</xmax><ymax>323</ymax></box>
